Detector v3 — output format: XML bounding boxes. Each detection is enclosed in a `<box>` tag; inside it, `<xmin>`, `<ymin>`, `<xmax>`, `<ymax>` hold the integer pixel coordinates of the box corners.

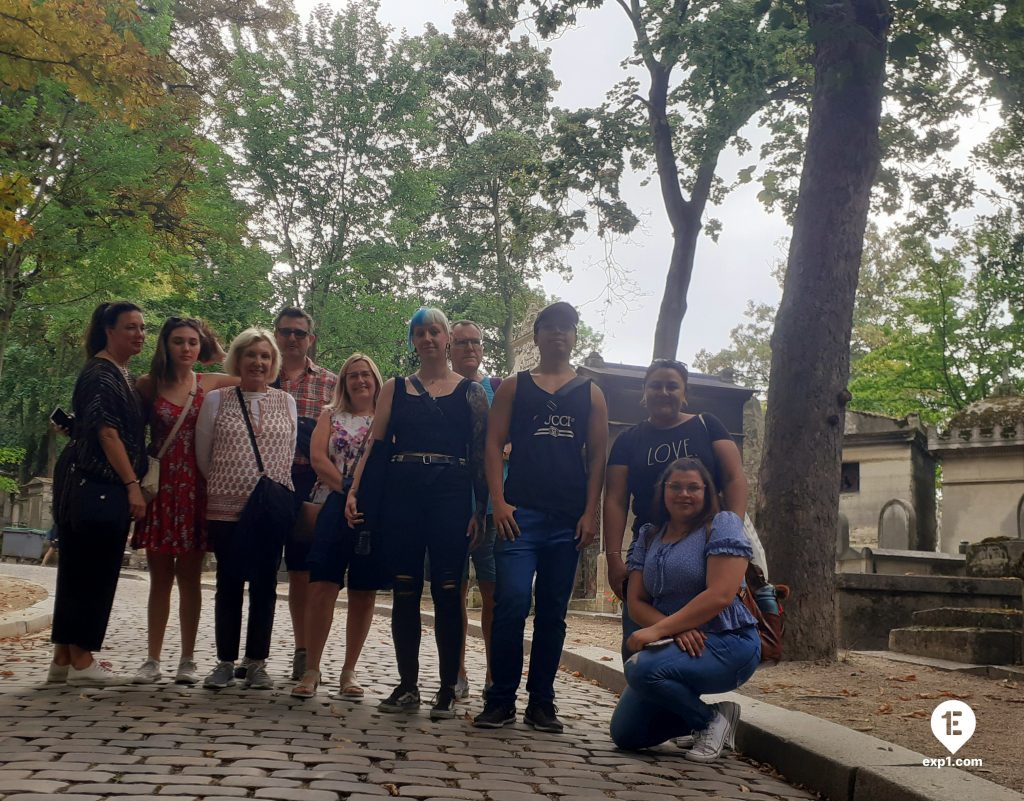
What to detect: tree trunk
<box><xmin>755</xmin><ymin>0</ymin><xmax>890</xmax><ymax>661</ymax></box>
<box><xmin>646</xmin><ymin>61</ymin><xmax>712</xmax><ymax>360</ymax></box>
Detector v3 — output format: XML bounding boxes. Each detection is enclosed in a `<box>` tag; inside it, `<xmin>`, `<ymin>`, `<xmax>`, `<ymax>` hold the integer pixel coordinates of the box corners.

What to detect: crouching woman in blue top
<box><xmin>609</xmin><ymin>457</ymin><xmax>760</xmax><ymax>762</ymax></box>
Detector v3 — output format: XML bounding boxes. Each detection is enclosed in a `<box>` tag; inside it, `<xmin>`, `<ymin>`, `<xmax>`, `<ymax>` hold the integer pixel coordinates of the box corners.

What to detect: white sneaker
<box><xmin>674</xmin><ymin>733</ymin><xmax>696</xmax><ymax>749</ymax></box>
<box><xmin>46</xmin><ymin>662</ymin><xmax>69</xmax><ymax>683</ymax></box>
<box><xmin>685</xmin><ymin>701</ymin><xmax>740</xmax><ymax>763</ymax></box>
<box><xmin>67</xmin><ymin>659</ymin><xmax>125</xmax><ymax>686</ymax></box>
<box><xmin>175</xmin><ymin>658</ymin><xmax>199</xmax><ymax>685</ymax></box>
<box><xmin>132</xmin><ymin>659</ymin><xmax>162</xmax><ymax>684</ymax></box>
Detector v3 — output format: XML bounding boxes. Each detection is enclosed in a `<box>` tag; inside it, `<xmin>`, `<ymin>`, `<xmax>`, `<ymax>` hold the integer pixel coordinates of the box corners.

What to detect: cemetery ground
<box><xmin>1</xmin><ymin>568</ymin><xmax>1022</xmax><ymax>797</ymax></box>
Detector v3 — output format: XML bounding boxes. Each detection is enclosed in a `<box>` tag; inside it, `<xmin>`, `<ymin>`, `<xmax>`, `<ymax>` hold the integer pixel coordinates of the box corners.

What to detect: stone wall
<box><xmin>837</xmin><ymin>572</ymin><xmax>1023</xmax><ymax>651</ymax></box>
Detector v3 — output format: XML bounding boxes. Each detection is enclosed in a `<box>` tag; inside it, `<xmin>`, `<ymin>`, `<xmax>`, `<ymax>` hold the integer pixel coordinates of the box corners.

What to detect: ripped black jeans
<box><xmin>381</xmin><ymin>461</ymin><xmax>472</xmax><ymax>691</ymax></box>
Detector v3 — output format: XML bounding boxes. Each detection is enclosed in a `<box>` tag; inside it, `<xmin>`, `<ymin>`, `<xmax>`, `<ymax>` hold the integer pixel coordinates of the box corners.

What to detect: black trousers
<box><xmin>382</xmin><ymin>462</ymin><xmax>472</xmax><ymax>690</ymax></box>
<box><xmin>210</xmin><ymin>520</ymin><xmax>279</xmax><ymax>662</ymax></box>
<box><xmin>51</xmin><ymin>500</ymin><xmax>130</xmax><ymax>652</ymax></box>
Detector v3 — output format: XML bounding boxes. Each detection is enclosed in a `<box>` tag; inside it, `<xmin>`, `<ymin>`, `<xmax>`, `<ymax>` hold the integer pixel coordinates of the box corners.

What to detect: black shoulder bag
<box><xmin>234</xmin><ymin>388</ymin><xmax>297</xmax><ymax>577</ymax></box>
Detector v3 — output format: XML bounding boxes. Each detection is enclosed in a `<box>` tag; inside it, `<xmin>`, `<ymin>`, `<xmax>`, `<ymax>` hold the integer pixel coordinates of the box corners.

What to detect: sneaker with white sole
<box><xmin>673</xmin><ymin>733</ymin><xmax>697</xmax><ymax>749</ymax></box>
<box><xmin>204</xmin><ymin>661</ymin><xmax>236</xmax><ymax>689</ymax></box>
<box><xmin>378</xmin><ymin>686</ymin><xmax>420</xmax><ymax>713</ymax></box>
<box><xmin>429</xmin><ymin>686</ymin><xmax>458</xmax><ymax>720</ymax></box>
<box><xmin>245</xmin><ymin>659</ymin><xmax>274</xmax><ymax>690</ymax></box>
<box><xmin>46</xmin><ymin>662</ymin><xmax>69</xmax><ymax>683</ymax></box>
<box><xmin>67</xmin><ymin>659</ymin><xmax>123</xmax><ymax>686</ymax></box>
<box><xmin>453</xmin><ymin>675</ymin><xmax>470</xmax><ymax>700</ymax></box>
<box><xmin>132</xmin><ymin>658</ymin><xmax>162</xmax><ymax>684</ymax></box>
<box><xmin>685</xmin><ymin>701</ymin><xmax>740</xmax><ymax>763</ymax></box>
<box><xmin>175</xmin><ymin>658</ymin><xmax>199</xmax><ymax>685</ymax></box>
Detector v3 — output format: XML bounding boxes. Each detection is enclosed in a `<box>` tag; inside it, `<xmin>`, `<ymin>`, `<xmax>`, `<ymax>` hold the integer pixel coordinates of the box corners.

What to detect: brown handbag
<box><xmin>701</xmin><ymin>526</ymin><xmax>789</xmax><ymax>664</ymax></box>
<box><xmin>291</xmin><ymin>499</ymin><xmax>321</xmax><ymax>544</ymax></box>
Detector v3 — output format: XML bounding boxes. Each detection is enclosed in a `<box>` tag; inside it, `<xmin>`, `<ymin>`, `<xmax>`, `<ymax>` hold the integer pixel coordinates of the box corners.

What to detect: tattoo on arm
<box><xmin>467</xmin><ymin>382</ymin><xmax>489</xmax><ymax>515</ymax></box>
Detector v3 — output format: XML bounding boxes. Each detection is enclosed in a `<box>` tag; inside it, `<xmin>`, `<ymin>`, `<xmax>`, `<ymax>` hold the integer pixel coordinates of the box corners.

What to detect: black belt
<box><xmin>391</xmin><ymin>452</ymin><xmax>467</xmax><ymax>467</ymax></box>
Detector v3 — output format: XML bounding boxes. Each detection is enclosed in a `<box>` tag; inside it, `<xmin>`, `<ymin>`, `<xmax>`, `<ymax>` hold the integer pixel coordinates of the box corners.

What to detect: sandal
<box><xmin>339</xmin><ymin>668</ymin><xmax>364</xmax><ymax>698</ymax></box>
<box><xmin>290</xmin><ymin>669</ymin><xmax>320</xmax><ymax>699</ymax></box>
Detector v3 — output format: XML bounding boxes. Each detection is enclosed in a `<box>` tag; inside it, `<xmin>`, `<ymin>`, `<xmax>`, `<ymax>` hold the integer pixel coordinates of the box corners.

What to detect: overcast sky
<box><xmin>291</xmin><ymin>0</ymin><xmax>993</xmax><ymax>370</ymax></box>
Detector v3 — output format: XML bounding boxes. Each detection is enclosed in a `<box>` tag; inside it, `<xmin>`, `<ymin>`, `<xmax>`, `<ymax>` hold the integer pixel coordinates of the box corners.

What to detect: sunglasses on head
<box><xmin>277</xmin><ymin>327</ymin><xmax>309</xmax><ymax>339</ymax></box>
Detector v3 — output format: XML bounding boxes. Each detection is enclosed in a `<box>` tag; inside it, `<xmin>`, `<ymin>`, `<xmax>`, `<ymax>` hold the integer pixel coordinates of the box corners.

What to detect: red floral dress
<box><xmin>132</xmin><ymin>383</ymin><xmax>206</xmax><ymax>554</ymax></box>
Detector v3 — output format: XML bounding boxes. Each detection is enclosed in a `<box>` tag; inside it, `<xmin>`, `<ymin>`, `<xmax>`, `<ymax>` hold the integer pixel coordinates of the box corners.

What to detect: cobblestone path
<box><xmin>0</xmin><ymin>563</ymin><xmax>814</xmax><ymax>801</ymax></box>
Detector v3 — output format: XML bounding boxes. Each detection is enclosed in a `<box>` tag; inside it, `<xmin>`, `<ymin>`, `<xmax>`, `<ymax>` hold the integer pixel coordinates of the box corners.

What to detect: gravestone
<box><xmin>878</xmin><ymin>499</ymin><xmax>915</xmax><ymax>550</ymax></box>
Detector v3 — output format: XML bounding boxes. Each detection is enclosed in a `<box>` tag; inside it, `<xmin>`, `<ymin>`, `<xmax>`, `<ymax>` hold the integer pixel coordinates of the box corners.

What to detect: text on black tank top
<box><xmin>504</xmin><ymin>371</ymin><xmax>592</xmax><ymax>520</ymax></box>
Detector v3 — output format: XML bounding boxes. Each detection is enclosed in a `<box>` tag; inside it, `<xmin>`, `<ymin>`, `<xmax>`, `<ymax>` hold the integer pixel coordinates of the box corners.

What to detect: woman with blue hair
<box><xmin>346</xmin><ymin>307</ymin><xmax>489</xmax><ymax>720</ymax></box>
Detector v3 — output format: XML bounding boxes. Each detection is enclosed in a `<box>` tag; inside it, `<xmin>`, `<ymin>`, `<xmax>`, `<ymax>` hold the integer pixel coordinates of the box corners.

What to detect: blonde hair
<box><xmin>224</xmin><ymin>327</ymin><xmax>282</xmax><ymax>383</ymax></box>
<box><xmin>327</xmin><ymin>353</ymin><xmax>384</xmax><ymax>413</ymax></box>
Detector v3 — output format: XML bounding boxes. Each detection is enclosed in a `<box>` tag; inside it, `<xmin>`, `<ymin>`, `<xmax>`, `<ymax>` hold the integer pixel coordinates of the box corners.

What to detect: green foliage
<box><xmin>221</xmin><ymin>1</ymin><xmax>438</xmax><ymax>337</ymax></box>
<box><xmin>421</xmin><ymin>13</ymin><xmax>588</xmax><ymax>371</ymax></box>
<box><xmin>698</xmin><ymin>215</ymin><xmax>1024</xmax><ymax>423</ymax></box>
<box><xmin>0</xmin><ymin>445</ymin><xmax>25</xmax><ymax>494</ymax></box>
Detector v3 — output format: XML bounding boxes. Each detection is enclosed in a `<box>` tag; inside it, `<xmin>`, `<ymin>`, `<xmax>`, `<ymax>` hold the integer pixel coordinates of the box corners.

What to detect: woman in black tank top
<box><xmin>345</xmin><ymin>307</ymin><xmax>488</xmax><ymax>720</ymax></box>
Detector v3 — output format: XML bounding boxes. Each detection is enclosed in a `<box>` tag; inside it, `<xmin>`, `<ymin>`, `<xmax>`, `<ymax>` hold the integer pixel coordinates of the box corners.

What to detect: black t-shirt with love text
<box><xmin>608</xmin><ymin>413</ymin><xmax>731</xmax><ymax>536</ymax></box>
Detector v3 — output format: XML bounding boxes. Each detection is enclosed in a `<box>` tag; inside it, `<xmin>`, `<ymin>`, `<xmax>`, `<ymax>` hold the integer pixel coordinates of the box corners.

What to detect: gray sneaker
<box><xmin>234</xmin><ymin>657</ymin><xmax>251</xmax><ymax>680</ymax></box>
<box><xmin>453</xmin><ymin>675</ymin><xmax>470</xmax><ymax>700</ymax></box>
<box><xmin>132</xmin><ymin>658</ymin><xmax>162</xmax><ymax>684</ymax></box>
<box><xmin>245</xmin><ymin>660</ymin><xmax>274</xmax><ymax>690</ymax></box>
<box><xmin>291</xmin><ymin>649</ymin><xmax>307</xmax><ymax>681</ymax></box>
<box><xmin>204</xmin><ymin>661</ymin><xmax>236</xmax><ymax>689</ymax></box>
<box><xmin>175</xmin><ymin>658</ymin><xmax>199</xmax><ymax>685</ymax></box>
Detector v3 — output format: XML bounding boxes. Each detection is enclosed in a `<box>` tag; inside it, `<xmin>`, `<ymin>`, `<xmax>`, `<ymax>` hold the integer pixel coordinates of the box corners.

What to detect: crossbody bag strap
<box><xmin>407</xmin><ymin>374</ymin><xmax>444</xmax><ymax>417</ymax></box>
<box><xmin>155</xmin><ymin>373</ymin><xmax>197</xmax><ymax>460</ymax></box>
<box><xmin>235</xmin><ymin>386</ymin><xmax>266</xmax><ymax>475</ymax></box>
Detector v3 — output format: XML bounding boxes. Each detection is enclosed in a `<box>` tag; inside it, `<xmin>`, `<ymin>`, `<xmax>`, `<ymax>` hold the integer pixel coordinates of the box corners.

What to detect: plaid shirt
<box><xmin>277</xmin><ymin>357</ymin><xmax>337</xmax><ymax>466</ymax></box>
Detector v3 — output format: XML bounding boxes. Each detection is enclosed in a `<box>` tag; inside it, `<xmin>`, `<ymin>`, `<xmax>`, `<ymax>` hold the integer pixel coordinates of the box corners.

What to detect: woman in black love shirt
<box><xmin>603</xmin><ymin>359</ymin><xmax>750</xmax><ymax>662</ymax></box>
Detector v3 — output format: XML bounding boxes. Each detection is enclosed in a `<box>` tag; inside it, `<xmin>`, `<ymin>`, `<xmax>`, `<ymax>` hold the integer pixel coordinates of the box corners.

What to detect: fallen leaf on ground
<box><xmin>887</xmin><ymin>674</ymin><xmax>917</xmax><ymax>682</ymax></box>
<box><xmin>876</xmin><ymin>703</ymin><xmax>893</xmax><ymax>714</ymax></box>
<box><xmin>599</xmin><ymin>656</ymin><xmax>612</xmax><ymax>661</ymax></box>
<box><xmin>901</xmin><ymin>710</ymin><xmax>929</xmax><ymax>718</ymax></box>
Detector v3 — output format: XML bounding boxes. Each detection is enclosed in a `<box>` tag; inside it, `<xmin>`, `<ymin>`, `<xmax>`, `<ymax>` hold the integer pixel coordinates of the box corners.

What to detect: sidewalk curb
<box><xmin>0</xmin><ymin>583</ymin><xmax>54</xmax><ymax>638</ymax></box>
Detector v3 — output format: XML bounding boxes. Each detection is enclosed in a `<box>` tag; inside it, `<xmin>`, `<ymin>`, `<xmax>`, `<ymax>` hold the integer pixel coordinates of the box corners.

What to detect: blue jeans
<box><xmin>610</xmin><ymin>626</ymin><xmax>760</xmax><ymax>750</ymax></box>
<box><xmin>488</xmin><ymin>507</ymin><xmax>580</xmax><ymax>706</ymax></box>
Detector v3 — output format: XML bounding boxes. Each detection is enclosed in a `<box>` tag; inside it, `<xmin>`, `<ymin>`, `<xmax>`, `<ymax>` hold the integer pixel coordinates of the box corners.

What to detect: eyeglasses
<box><xmin>452</xmin><ymin>338</ymin><xmax>482</xmax><ymax>348</ymax></box>
<box><xmin>345</xmin><ymin>370</ymin><xmax>375</xmax><ymax>382</ymax></box>
<box><xmin>276</xmin><ymin>327</ymin><xmax>309</xmax><ymax>339</ymax></box>
<box><xmin>665</xmin><ymin>482</ymin><xmax>705</xmax><ymax>495</ymax></box>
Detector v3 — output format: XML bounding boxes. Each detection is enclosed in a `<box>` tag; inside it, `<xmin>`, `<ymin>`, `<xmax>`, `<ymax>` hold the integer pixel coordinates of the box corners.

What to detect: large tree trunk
<box><xmin>756</xmin><ymin>0</ymin><xmax>890</xmax><ymax>661</ymax></box>
<box><xmin>646</xmin><ymin>62</ymin><xmax>715</xmax><ymax>360</ymax></box>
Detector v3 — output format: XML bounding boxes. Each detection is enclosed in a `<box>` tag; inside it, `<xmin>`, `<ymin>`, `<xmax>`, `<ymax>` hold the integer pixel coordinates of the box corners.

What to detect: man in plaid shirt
<box><xmin>273</xmin><ymin>307</ymin><xmax>337</xmax><ymax>683</ymax></box>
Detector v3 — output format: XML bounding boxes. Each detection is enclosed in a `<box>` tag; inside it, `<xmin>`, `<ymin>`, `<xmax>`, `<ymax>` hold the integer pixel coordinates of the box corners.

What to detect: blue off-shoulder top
<box><xmin>627</xmin><ymin>511</ymin><xmax>757</xmax><ymax>633</ymax></box>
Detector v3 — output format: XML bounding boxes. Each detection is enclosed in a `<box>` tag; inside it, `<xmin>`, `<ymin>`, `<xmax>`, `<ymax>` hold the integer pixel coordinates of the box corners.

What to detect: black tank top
<box><xmin>390</xmin><ymin>376</ymin><xmax>472</xmax><ymax>457</ymax></box>
<box><xmin>504</xmin><ymin>371</ymin><xmax>592</xmax><ymax>520</ymax></box>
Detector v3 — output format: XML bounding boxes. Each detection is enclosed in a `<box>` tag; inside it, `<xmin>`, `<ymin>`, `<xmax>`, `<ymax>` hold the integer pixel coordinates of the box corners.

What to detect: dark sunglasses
<box><xmin>277</xmin><ymin>327</ymin><xmax>310</xmax><ymax>339</ymax></box>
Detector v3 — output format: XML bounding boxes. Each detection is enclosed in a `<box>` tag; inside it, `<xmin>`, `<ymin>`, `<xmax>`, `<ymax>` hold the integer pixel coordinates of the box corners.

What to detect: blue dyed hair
<box><xmin>407</xmin><ymin>307</ymin><xmax>451</xmax><ymax>348</ymax></box>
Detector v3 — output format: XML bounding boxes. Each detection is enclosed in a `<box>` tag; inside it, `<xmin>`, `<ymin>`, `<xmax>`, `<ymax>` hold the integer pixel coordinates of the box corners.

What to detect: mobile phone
<box><xmin>50</xmin><ymin>407</ymin><xmax>73</xmax><ymax>431</ymax></box>
<box><xmin>644</xmin><ymin>637</ymin><xmax>675</xmax><ymax>649</ymax></box>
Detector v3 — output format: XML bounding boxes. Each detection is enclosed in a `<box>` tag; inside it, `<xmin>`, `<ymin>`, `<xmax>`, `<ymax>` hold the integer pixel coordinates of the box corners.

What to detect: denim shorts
<box><xmin>465</xmin><ymin>515</ymin><xmax>497</xmax><ymax>583</ymax></box>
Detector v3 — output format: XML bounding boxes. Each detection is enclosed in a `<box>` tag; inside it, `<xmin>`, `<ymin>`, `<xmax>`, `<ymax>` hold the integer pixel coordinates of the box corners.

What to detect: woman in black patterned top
<box><xmin>49</xmin><ymin>301</ymin><xmax>148</xmax><ymax>687</ymax></box>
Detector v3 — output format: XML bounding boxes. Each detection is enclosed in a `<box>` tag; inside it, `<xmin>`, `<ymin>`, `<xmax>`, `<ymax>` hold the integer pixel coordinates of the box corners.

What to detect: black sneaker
<box><xmin>378</xmin><ymin>686</ymin><xmax>420</xmax><ymax>713</ymax></box>
<box><xmin>473</xmin><ymin>701</ymin><xmax>516</xmax><ymax>729</ymax></box>
<box><xmin>524</xmin><ymin>701</ymin><xmax>564</xmax><ymax>733</ymax></box>
<box><xmin>429</xmin><ymin>686</ymin><xmax>457</xmax><ymax>720</ymax></box>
